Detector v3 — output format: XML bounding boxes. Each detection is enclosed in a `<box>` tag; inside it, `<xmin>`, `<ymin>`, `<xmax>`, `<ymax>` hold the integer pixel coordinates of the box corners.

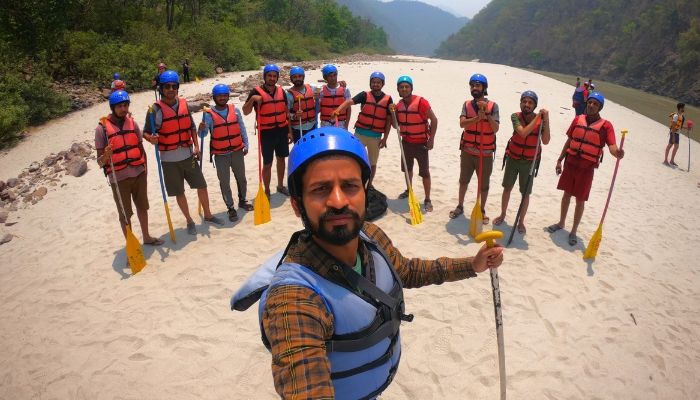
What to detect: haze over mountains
<box><xmin>336</xmin><ymin>0</ymin><xmax>469</xmax><ymax>56</ymax></box>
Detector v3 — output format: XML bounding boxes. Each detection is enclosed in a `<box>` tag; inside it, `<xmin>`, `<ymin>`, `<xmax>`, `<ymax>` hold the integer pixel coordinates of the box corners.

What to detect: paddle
<box><xmin>389</xmin><ymin>104</ymin><xmax>423</xmax><ymax>225</ymax></box>
<box><xmin>148</xmin><ymin>105</ymin><xmax>177</xmax><ymax>243</ymax></box>
<box><xmin>101</xmin><ymin>119</ymin><xmax>147</xmax><ymax>274</ymax></box>
<box><xmin>506</xmin><ymin>117</ymin><xmax>544</xmax><ymax>246</ymax></box>
<box><xmin>475</xmin><ymin>230</ymin><xmax>506</xmax><ymax>400</ymax></box>
<box><xmin>687</xmin><ymin>120</ymin><xmax>693</xmax><ymax>172</ymax></box>
<box><xmin>297</xmin><ymin>94</ymin><xmax>304</xmax><ymax>142</ymax></box>
<box><xmin>253</xmin><ymin>112</ymin><xmax>271</xmax><ymax>225</ymax></box>
<box><xmin>197</xmin><ymin>107</ymin><xmax>209</xmax><ymax>217</ymax></box>
<box><xmin>583</xmin><ymin>129</ymin><xmax>627</xmax><ymax>260</ymax></box>
<box><xmin>470</xmin><ymin>102</ymin><xmax>486</xmax><ymax>238</ymax></box>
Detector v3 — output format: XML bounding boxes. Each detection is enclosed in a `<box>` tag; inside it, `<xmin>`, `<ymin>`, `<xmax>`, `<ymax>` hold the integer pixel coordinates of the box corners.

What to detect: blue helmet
<box><xmin>521</xmin><ymin>90</ymin><xmax>538</xmax><ymax>106</ymax></box>
<box><xmin>109</xmin><ymin>90</ymin><xmax>130</xmax><ymax>106</ymax></box>
<box><xmin>369</xmin><ymin>71</ymin><xmax>385</xmax><ymax>83</ymax></box>
<box><xmin>469</xmin><ymin>73</ymin><xmax>488</xmax><ymax>87</ymax></box>
<box><xmin>322</xmin><ymin>64</ymin><xmax>337</xmax><ymax>77</ymax></box>
<box><xmin>397</xmin><ymin>75</ymin><xmax>413</xmax><ymax>87</ymax></box>
<box><xmin>288</xmin><ymin>127</ymin><xmax>371</xmax><ymax>197</ymax></box>
<box><xmin>159</xmin><ymin>70</ymin><xmax>179</xmax><ymax>85</ymax></box>
<box><xmin>263</xmin><ymin>64</ymin><xmax>280</xmax><ymax>76</ymax></box>
<box><xmin>113</xmin><ymin>72</ymin><xmax>121</xmax><ymax>80</ymax></box>
<box><xmin>290</xmin><ymin>66</ymin><xmax>305</xmax><ymax>77</ymax></box>
<box><xmin>588</xmin><ymin>91</ymin><xmax>605</xmax><ymax>109</ymax></box>
<box><xmin>212</xmin><ymin>84</ymin><xmax>230</xmax><ymax>96</ymax></box>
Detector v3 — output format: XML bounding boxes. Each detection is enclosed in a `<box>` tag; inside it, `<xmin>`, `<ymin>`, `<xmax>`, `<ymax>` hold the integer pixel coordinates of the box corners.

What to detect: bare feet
<box><xmin>493</xmin><ymin>215</ymin><xmax>505</xmax><ymax>226</ymax></box>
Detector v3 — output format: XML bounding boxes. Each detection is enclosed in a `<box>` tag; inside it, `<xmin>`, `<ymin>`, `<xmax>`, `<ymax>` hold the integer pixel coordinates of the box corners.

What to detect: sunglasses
<box><xmin>162</xmin><ymin>84</ymin><xmax>178</xmax><ymax>89</ymax></box>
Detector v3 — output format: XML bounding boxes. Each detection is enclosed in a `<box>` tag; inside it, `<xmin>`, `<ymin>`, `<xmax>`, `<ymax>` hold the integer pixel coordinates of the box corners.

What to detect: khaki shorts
<box><xmin>400</xmin><ymin>141</ymin><xmax>430</xmax><ymax>178</ymax></box>
<box><xmin>459</xmin><ymin>151</ymin><xmax>493</xmax><ymax>192</ymax></box>
<box><xmin>162</xmin><ymin>155</ymin><xmax>207</xmax><ymax>196</ymax></box>
<box><xmin>502</xmin><ymin>157</ymin><xmax>536</xmax><ymax>195</ymax></box>
<box><xmin>111</xmin><ymin>171</ymin><xmax>149</xmax><ymax>224</ymax></box>
<box><xmin>356</xmin><ymin>132</ymin><xmax>381</xmax><ymax>166</ymax></box>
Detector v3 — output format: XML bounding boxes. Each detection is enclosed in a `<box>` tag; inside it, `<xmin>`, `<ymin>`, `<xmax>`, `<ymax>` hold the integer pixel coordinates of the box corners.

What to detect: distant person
<box><xmin>151</xmin><ymin>62</ymin><xmax>167</xmax><ymax>92</ymax></box>
<box><xmin>332</xmin><ymin>71</ymin><xmax>393</xmax><ymax>188</ymax></box>
<box><xmin>110</xmin><ymin>72</ymin><xmax>124</xmax><ymax>91</ymax></box>
<box><xmin>572</xmin><ymin>79</ymin><xmax>586</xmax><ymax>115</ymax></box>
<box><xmin>493</xmin><ymin>90</ymin><xmax>550</xmax><ymax>234</ymax></box>
<box><xmin>318</xmin><ymin>64</ymin><xmax>352</xmax><ymax>129</ymax></box>
<box><xmin>286</xmin><ymin>66</ymin><xmax>319</xmax><ymax>142</ymax></box>
<box><xmin>664</xmin><ymin>102</ymin><xmax>686</xmax><ymax>167</ymax></box>
<box><xmin>182</xmin><ymin>59</ymin><xmax>190</xmax><ymax>83</ymax></box>
<box><xmin>547</xmin><ymin>92</ymin><xmax>624</xmax><ymax>246</ymax></box>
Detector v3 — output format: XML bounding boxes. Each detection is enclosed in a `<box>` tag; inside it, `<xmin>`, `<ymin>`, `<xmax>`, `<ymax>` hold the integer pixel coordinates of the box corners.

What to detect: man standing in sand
<box><xmin>318</xmin><ymin>64</ymin><xmax>351</xmax><ymax>129</ymax></box>
<box><xmin>493</xmin><ymin>90</ymin><xmax>550</xmax><ymax>234</ymax></box>
<box><xmin>231</xmin><ymin>127</ymin><xmax>504</xmax><ymax>399</ymax></box>
<box><xmin>332</xmin><ymin>71</ymin><xmax>393</xmax><ymax>188</ymax></box>
<box><xmin>547</xmin><ymin>91</ymin><xmax>624</xmax><ymax>246</ymax></box>
<box><xmin>394</xmin><ymin>75</ymin><xmax>438</xmax><ymax>212</ymax></box>
<box><xmin>449</xmin><ymin>73</ymin><xmax>500</xmax><ymax>224</ymax></box>
<box><xmin>242</xmin><ymin>64</ymin><xmax>294</xmax><ymax>197</ymax></box>
<box><xmin>95</xmin><ymin>90</ymin><xmax>163</xmax><ymax>246</ymax></box>
<box><xmin>664</xmin><ymin>102</ymin><xmax>686</xmax><ymax>167</ymax></box>
<box><xmin>286</xmin><ymin>66</ymin><xmax>319</xmax><ymax>143</ymax></box>
<box><xmin>143</xmin><ymin>70</ymin><xmax>224</xmax><ymax>234</ymax></box>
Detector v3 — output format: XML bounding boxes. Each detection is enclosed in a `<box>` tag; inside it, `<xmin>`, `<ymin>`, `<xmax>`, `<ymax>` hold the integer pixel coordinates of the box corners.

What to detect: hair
<box><xmin>677</xmin><ymin>102</ymin><xmax>685</xmax><ymax>110</ymax></box>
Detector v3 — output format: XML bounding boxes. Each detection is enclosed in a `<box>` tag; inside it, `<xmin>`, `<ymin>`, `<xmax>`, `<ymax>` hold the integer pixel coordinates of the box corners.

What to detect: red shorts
<box><xmin>557</xmin><ymin>156</ymin><xmax>595</xmax><ymax>201</ymax></box>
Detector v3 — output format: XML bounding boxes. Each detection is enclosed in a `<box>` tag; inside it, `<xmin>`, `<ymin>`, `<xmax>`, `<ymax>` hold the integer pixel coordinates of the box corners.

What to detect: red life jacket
<box><xmin>320</xmin><ymin>85</ymin><xmax>347</xmax><ymax>122</ymax></box>
<box><xmin>101</xmin><ymin>114</ymin><xmax>145</xmax><ymax>175</ymax></box>
<box><xmin>396</xmin><ymin>95</ymin><xmax>429</xmax><ymax>144</ymax></box>
<box><xmin>566</xmin><ymin>114</ymin><xmax>607</xmax><ymax>165</ymax></box>
<box><xmin>355</xmin><ymin>91</ymin><xmax>390</xmax><ymax>134</ymax></box>
<box><xmin>288</xmin><ymin>84</ymin><xmax>317</xmax><ymax>124</ymax></box>
<box><xmin>460</xmin><ymin>100</ymin><xmax>496</xmax><ymax>153</ymax></box>
<box><xmin>208</xmin><ymin>104</ymin><xmax>244</xmax><ymax>155</ymax></box>
<box><xmin>156</xmin><ymin>98</ymin><xmax>193</xmax><ymax>151</ymax></box>
<box><xmin>255</xmin><ymin>86</ymin><xmax>288</xmax><ymax>130</ymax></box>
<box><xmin>505</xmin><ymin>112</ymin><xmax>541</xmax><ymax>161</ymax></box>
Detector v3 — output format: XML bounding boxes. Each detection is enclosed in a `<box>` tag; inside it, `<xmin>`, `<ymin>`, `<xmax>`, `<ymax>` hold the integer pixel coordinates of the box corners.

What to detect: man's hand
<box><xmin>103</xmin><ymin>144</ymin><xmax>113</xmax><ymax>158</ymax></box>
<box><xmin>287</xmin><ymin>131</ymin><xmax>293</xmax><ymax>144</ymax></box>
<box><xmin>539</xmin><ymin>109</ymin><xmax>549</xmax><ymax>120</ymax></box>
<box><xmin>472</xmin><ymin>243</ymin><xmax>504</xmax><ymax>273</ymax></box>
<box><xmin>144</xmin><ymin>133</ymin><xmax>158</xmax><ymax>145</ymax></box>
<box><xmin>193</xmin><ymin>147</ymin><xmax>201</xmax><ymax>160</ymax></box>
<box><xmin>243</xmin><ymin>147</ymin><xmax>249</xmax><ymax>156</ymax></box>
<box><xmin>379</xmin><ymin>137</ymin><xmax>388</xmax><ymax>149</ymax></box>
<box><xmin>426</xmin><ymin>136</ymin><xmax>435</xmax><ymax>150</ymax></box>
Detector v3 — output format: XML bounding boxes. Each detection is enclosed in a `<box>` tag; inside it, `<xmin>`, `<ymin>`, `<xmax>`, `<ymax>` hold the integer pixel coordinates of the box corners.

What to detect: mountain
<box><xmin>336</xmin><ymin>0</ymin><xmax>469</xmax><ymax>56</ymax></box>
<box><xmin>436</xmin><ymin>0</ymin><xmax>700</xmax><ymax>105</ymax></box>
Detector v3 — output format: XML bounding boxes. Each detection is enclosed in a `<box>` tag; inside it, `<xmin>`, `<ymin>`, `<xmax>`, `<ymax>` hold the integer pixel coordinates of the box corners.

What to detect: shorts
<box><xmin>291</xmin><ymin>124</ymin><xmax>317</xmax><ymax>144</ymax></box>
<box><xmin>400</xmin><ymin>141</ymin><xmax>430</xmax><ymax>178</ymax></box>
<box><xmin>557</xmin><ymin>156</ymin><xmax>595</xmax><ymax>201</ymax></box>
<box><xmin>111</xmin><ymin>171</ymin><xmax>149</xmax><ymax>224</ymax></box>
<box><xmin>161</xmin><ymin>155</ymin><xmax>207</xmax><ymax>197</ymax></box>
<box><xmin>459</xmin><ymin>151</ymin><xmax>493</xmax><ymax>192</ymax></box>
<box><xmin>502</xmin><ymin>157</ymin><xmax>535</xmax><ymax>195</ymax></box>
<box><xmin>356</xmin><ymin>132</ymin><xmax>381</xmax><ymax>166</ymax></box>
<box><xmin>669</xmin><ymin>131</ymin><xmax>680</xmax><ymax>145</ymax></box>
<box><xmin>261</xmin><ymin>127</ymin><xmax>290</xmax><ymax>165</ymax></box>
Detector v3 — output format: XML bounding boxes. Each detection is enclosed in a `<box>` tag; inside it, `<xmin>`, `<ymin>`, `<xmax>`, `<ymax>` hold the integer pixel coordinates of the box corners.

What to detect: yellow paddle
<box><xmin>389</xmin><ymin>104</ymin><xmax>423</xmax><ymax>225</ymax></box>
<box><xmin>197</xmin><ymin>107</ymin><xmax>210</xmax><ymax>218</ymax></box>
<box><xmin>584</xmin><ymin>129</ymin><xmax>627</xmax><ymax>260</ymax></box>
<box><xmin>253</xmin><ymin>113</ymin><xmax>271</xmax><ymax>225</ymax></box>
<box><xmin>149</xmin><ymin>106</ymin><xmax>177</xmax><ymax>243</ymax></box>
<box><xmin>470</xmin><ymin>103</ymin><xmax>486</xmax><ymax>238</ymax></box>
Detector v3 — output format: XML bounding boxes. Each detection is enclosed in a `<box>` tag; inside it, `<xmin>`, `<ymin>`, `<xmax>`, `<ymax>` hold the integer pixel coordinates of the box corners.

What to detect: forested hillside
<box><xmin>436</xmin><ymin>0</ymin><xmax>700</xmax><ymax>105</ymax></box>
<box><xmin>0</xmin><ymin>0</ymin><xmax>389</xmax><ymax>148</ymax></box>
<box><xmin>336</xmin><ymin>0</ymin><xmax>468</xmax><ymax>56</ymax></box>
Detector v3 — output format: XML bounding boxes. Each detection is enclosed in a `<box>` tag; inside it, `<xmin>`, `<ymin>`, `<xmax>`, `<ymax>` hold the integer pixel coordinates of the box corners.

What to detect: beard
<box><xmin>292</xmin><ymin>79</ymin><xmax>304</xmax><ymax>87</ymax></box>
<box><xmin>471</xmin><ymin>88</ymin><xmax>483</xmax><ymax>98</ymax></box>
<box><xmin>309</xmin><ymin>206</ymin><xmax>364</xmax><ymax>246</ymax></box>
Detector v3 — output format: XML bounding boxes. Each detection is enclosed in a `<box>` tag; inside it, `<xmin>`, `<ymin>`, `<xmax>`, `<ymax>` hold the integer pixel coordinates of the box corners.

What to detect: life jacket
<box><xmin>101</xmin><ymin>115</ymin><xmax>145</xmax><ymax>175</ymax></box>
<box><xmin>460</xmin><ymin>100</ymin><xmax>496</xmax><ymax>154</ymax></box>
<box><xmin>288</xmin><ymin>84</ymin><xmax>317</xmax><ymax>125</ymax></box>
<box><xmin>669</xmin><ymin>112</ymin><xmax>685</xmax><ymax>132</ymax></box>
<box><xmin>396</xmin><ymin>95</ymin><xmax>429</xmax><ymax>144</ymax></box>
<box><xmin>231</xmin><ymin>230</ymin><xmax>411</xmax><ymax>400</ymax></box>
<box><xmin>207</xmin><ymin>104</ymin><xmax>244</xmax><ymax>155</ymax></box>
<box><xmin>156</xmin><ymin>98</ymin><xmax>193</xmax><ymax>151</ymax></box>
<box><xmin>255</xmin><ymin>86</ymin><xmax>289</xmax><ymax>130</ymax></box>
<box><xmin>355</xmin><ymin>91</ymin><xmax>390</xmax><ymax>134</ymax></box>
<box><xmin>505</xmin><ymin>112</ymin><xmax>542</xmax><ymax>161</ymax></box>
<box><xmin>566</xmin><ymin>114</ymin><xmax>607</xmax><ymax>166</ymax></box>
<box><xmin>320</xmin><ymin>85</ymin><xmax>348</xmax><ymax>122</ymax></box>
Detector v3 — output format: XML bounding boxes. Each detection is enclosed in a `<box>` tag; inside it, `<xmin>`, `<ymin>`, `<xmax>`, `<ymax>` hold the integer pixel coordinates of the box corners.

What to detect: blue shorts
<box><xmin>669</xmin><ymin>131</ymin><xmax>680</xmax><ymax>145</ymax></box>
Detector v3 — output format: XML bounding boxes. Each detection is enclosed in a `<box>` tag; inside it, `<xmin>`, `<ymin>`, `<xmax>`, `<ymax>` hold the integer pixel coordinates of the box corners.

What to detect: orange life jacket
<box><xmin>460</xmin><ymin>100</ymin><xmax>496</xmax><ymax>153</ymax></box>
<box><xmin>288</xmin><ymin>84</ymin><xmax>317</xmax><ymax>124</ymax></box>
<box><xmin>355</xmin><ymin>91</ymin><xmax>390</xmax><ymax>134</ymax></box>
<box><xmin>320</xmin><ymin>85</ymin><xmax>347</xmax><ymax>122</ymax></box>
<box><xmin>566</xmin><ymin>114</ymin><xmax>607</xmax><ymax>165</ymax></box>
<box><xmin>255</xmin><ymin>86</ymin><xmax>288</xmax><ymax>130</ymax></box>
<box><xmin>669</xmin><ymin>112</ymin><xmax>685</xmax><ymax>131</ymax></box>
<box><xmin>101</xmin><ymin>115</ymin><xmax>145</xmax><ymax>175</ymax></box>
<box><xmin>396</xmin><ymin>95</ymin><xmax>429</xmax><ymax>144</ymax></box>
<box><xmin>156</xmin><ymin>98</ymin><xmax>193</xmax><ymax>151</ymax></box>
<box><xmin>505</xmin><ymin>112</ymin><xmax>541</xmax><ymax>161</ymax></box>
<box><xmin>208</xmin><ymin>104</ymin><xmax>244</xmax><ymax>155</ymax></box>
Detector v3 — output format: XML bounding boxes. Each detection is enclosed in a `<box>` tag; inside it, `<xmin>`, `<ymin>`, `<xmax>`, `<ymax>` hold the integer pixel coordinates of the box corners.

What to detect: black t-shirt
<box><xmin>352</xmin><ymin>90</ymin><xmax>393</xmax><ymax>106</ymax></box>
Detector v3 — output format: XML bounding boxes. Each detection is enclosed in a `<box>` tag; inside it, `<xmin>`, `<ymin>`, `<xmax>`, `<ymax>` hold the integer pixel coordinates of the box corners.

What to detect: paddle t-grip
<box><xmin>475</xmin><ymin>230</ymin><xmax>503</xmax><ymax>248</ymax></box>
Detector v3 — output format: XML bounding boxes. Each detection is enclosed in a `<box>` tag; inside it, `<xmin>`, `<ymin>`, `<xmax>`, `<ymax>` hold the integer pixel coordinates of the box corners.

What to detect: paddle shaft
<box><xmin>149</xmin><ymin>108</ymin><xmax>177</xmax><ymax>242</ymax></box>
<box><xmin>104</xmin><ymin>135</ymin><xmax>131</xmax><ymax>228</ymax></box>
<box><xmin>688</xmin><ymin>126</ymin><xmax>692</xmax><ymax>172</ymax></box>
<box><xmin>598</xmin><ymin>133</ymin><xmax>626</xmax><ymax>225</ymax></box>
<box><xmin>491</xmin><ymin>267</ymin><xmax>507</xmax><ymax>400</ymax></box>
<box><xmin>389</xmin><ymin>107</ymin><xmax>414</xmax><ymax>190</ymax></box>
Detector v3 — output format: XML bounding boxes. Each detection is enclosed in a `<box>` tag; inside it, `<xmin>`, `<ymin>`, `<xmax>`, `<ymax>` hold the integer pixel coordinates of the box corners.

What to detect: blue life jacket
<box><xmin>231</xmin><ymin>230</ymin><xmax>413</xmax><ymax>400</ymax></box>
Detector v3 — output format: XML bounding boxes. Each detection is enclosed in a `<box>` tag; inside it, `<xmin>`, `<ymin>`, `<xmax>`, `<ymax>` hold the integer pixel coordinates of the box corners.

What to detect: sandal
<box><xmin>568</xmin><ymin>233</ymin><xmax>577</xmax><ymax>246</ymax></box>
<box><xmin>398</xmin><ymin>190</ymin><xmax>409</xmax><ymax>199</ymax></box>
<box><xmin>143</xmin><ymin>237</ymin><xmax>164</xmax><ymax>246</ymax></box>
<box><xmin>546</xmin><ymin>224</ymin><xmax>563</xmax><ymax>233</ymax></box>
<box><xmin>493</xmin><ymin>216</ymin><xmax>505</xmax><ymax>226</ymax></box>
<box><xmin>448</xmin><ymin>205</ymin><xmax>464</xmax><ymax>219</ymax></box>
<box><xmin>238</xmin><ymin>200</ymin><xmax>254</xmax><ymax>211</ymax></box>
<box><xmin>424</xmin><ymin>199</ymin><xmax>433</xmax><ymax>212</ymax></box>
<box><xmin>277</xmin><ymin>186</ymin><xmax>290</xmax><ymax>196</ymax></box>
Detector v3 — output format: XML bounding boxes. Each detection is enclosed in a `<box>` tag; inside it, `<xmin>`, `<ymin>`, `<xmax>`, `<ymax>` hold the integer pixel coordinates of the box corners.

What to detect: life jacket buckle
<box><xmin>400</xmin><ymin>313</ymin><xmax>414</xmax><ymax>322</ymax></box>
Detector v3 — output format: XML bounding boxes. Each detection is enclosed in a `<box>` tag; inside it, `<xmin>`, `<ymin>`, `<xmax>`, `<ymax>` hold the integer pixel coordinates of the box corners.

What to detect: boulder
<box><xmin>0</xmin><ymin>180</ymin><xmax>5</xmax><ymax>192</ymax></box>
<box><xmin>0</xmin><ymin>209</ymin><xmax>8</xmax><ymax>223</ymax></box>
<box><xmin>28</xmin><ymin>161</ymin><xmax>41</xmax><ymax>172</ymax></box>
<box><xmin>66</xmin><ymin>158</ymin><xmax>88</xmax><ymax>177</ymax></box>
<box><xmin>70</xmin><ymin>142</ymin><xmax>92</xmax><ymax>157</ymax></box>
<box><xmin>0</xmin><ymin>233</ymin><xmax>12</xmax><ymax>245</ymax></box>
<box><xmin>6</xmin><ymin>178</ymin><xmax>19</xmax><ymax>188</ymax></box>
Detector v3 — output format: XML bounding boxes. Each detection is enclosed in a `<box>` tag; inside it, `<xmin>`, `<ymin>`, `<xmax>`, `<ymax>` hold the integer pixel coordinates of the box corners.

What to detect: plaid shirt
<box><xmin>262</xmin><ymin>222</ymin><xmax>477</xmax><ymax>399</ymax></box>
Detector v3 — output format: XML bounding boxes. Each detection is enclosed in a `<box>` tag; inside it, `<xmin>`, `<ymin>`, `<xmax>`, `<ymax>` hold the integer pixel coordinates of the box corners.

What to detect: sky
<box><xmin>378</xmin><ymin>0</ymin><xmax>492</xmax><ymax>18</ymax></box>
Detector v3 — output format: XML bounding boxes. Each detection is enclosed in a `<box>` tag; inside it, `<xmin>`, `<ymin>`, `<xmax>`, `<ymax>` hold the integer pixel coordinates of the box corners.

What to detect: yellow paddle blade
<box><xmin>469</xmin><ymin>199</ymin><xmax>483</xmax><ymax>238</ymax></box>
<box><xmin>197</xmin><ymin>201</ymin><xmax>203</xmax><ymax>217</ymax></box>
<box><xmin>407</xmin><ymin>188</ymin><xmax>423</xmax><ymax>225</ymax></box>
<box><xmin>583</xmin><ymin>224</ymin><xmax>603</xmax><ymax>260</ymax></box>
<box><xmin>125</xmin><ymin>225</ymin><xmax>146</xmax><ymax>274</ymax></box>
<box><xmin>163</xmin><ymin>201</ymin><xmax>176</xmax><ymax>243</ymax></box>
<box><xmin>254</xmin><ymin>185</ymin><xmax>271</xmax><ymax>225</ymax></box>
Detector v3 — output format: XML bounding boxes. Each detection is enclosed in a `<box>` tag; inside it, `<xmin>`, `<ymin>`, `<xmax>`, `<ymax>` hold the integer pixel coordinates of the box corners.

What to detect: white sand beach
<box><xmin>1</xmin><ymin>56</ymin><xmax>699</xmax><ymax>399</ymax></box>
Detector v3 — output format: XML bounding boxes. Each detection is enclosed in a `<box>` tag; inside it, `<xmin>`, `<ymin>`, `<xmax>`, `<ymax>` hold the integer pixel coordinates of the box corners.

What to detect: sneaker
<box><xmin>227</xmin><ymin>207</ymin><xmax>239</xmax><ymax>222</ymax></box>
<box><xmin>277</xmin><ymin>186</ymin><xmax>290</xmax><ymax>196</ymax></box>
<box><xmin>238</xmin><ymin>200</ymin><xmax>254</xmax><ymax>211</ymax></box>
<box><xmin>204</xmin><ymin>215</ymin><xmax>224</xmax><ymax>226</ymax></box>
<box><xmin>186</xmin><ymin>222</ymin><xmax>197</xmax><ymax>235</ymax></box>
<box><xmin>398</xmin><ymin>190</ymin><xmax>409</xmax><ymax>199</ymax></box>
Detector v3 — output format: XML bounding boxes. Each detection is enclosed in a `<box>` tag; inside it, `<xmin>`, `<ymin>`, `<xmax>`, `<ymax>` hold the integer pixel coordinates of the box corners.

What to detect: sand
<box><xmin>1</xmin><ymin>56</ymin><xmax>699</xmax><ymax>399</ymax></box>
